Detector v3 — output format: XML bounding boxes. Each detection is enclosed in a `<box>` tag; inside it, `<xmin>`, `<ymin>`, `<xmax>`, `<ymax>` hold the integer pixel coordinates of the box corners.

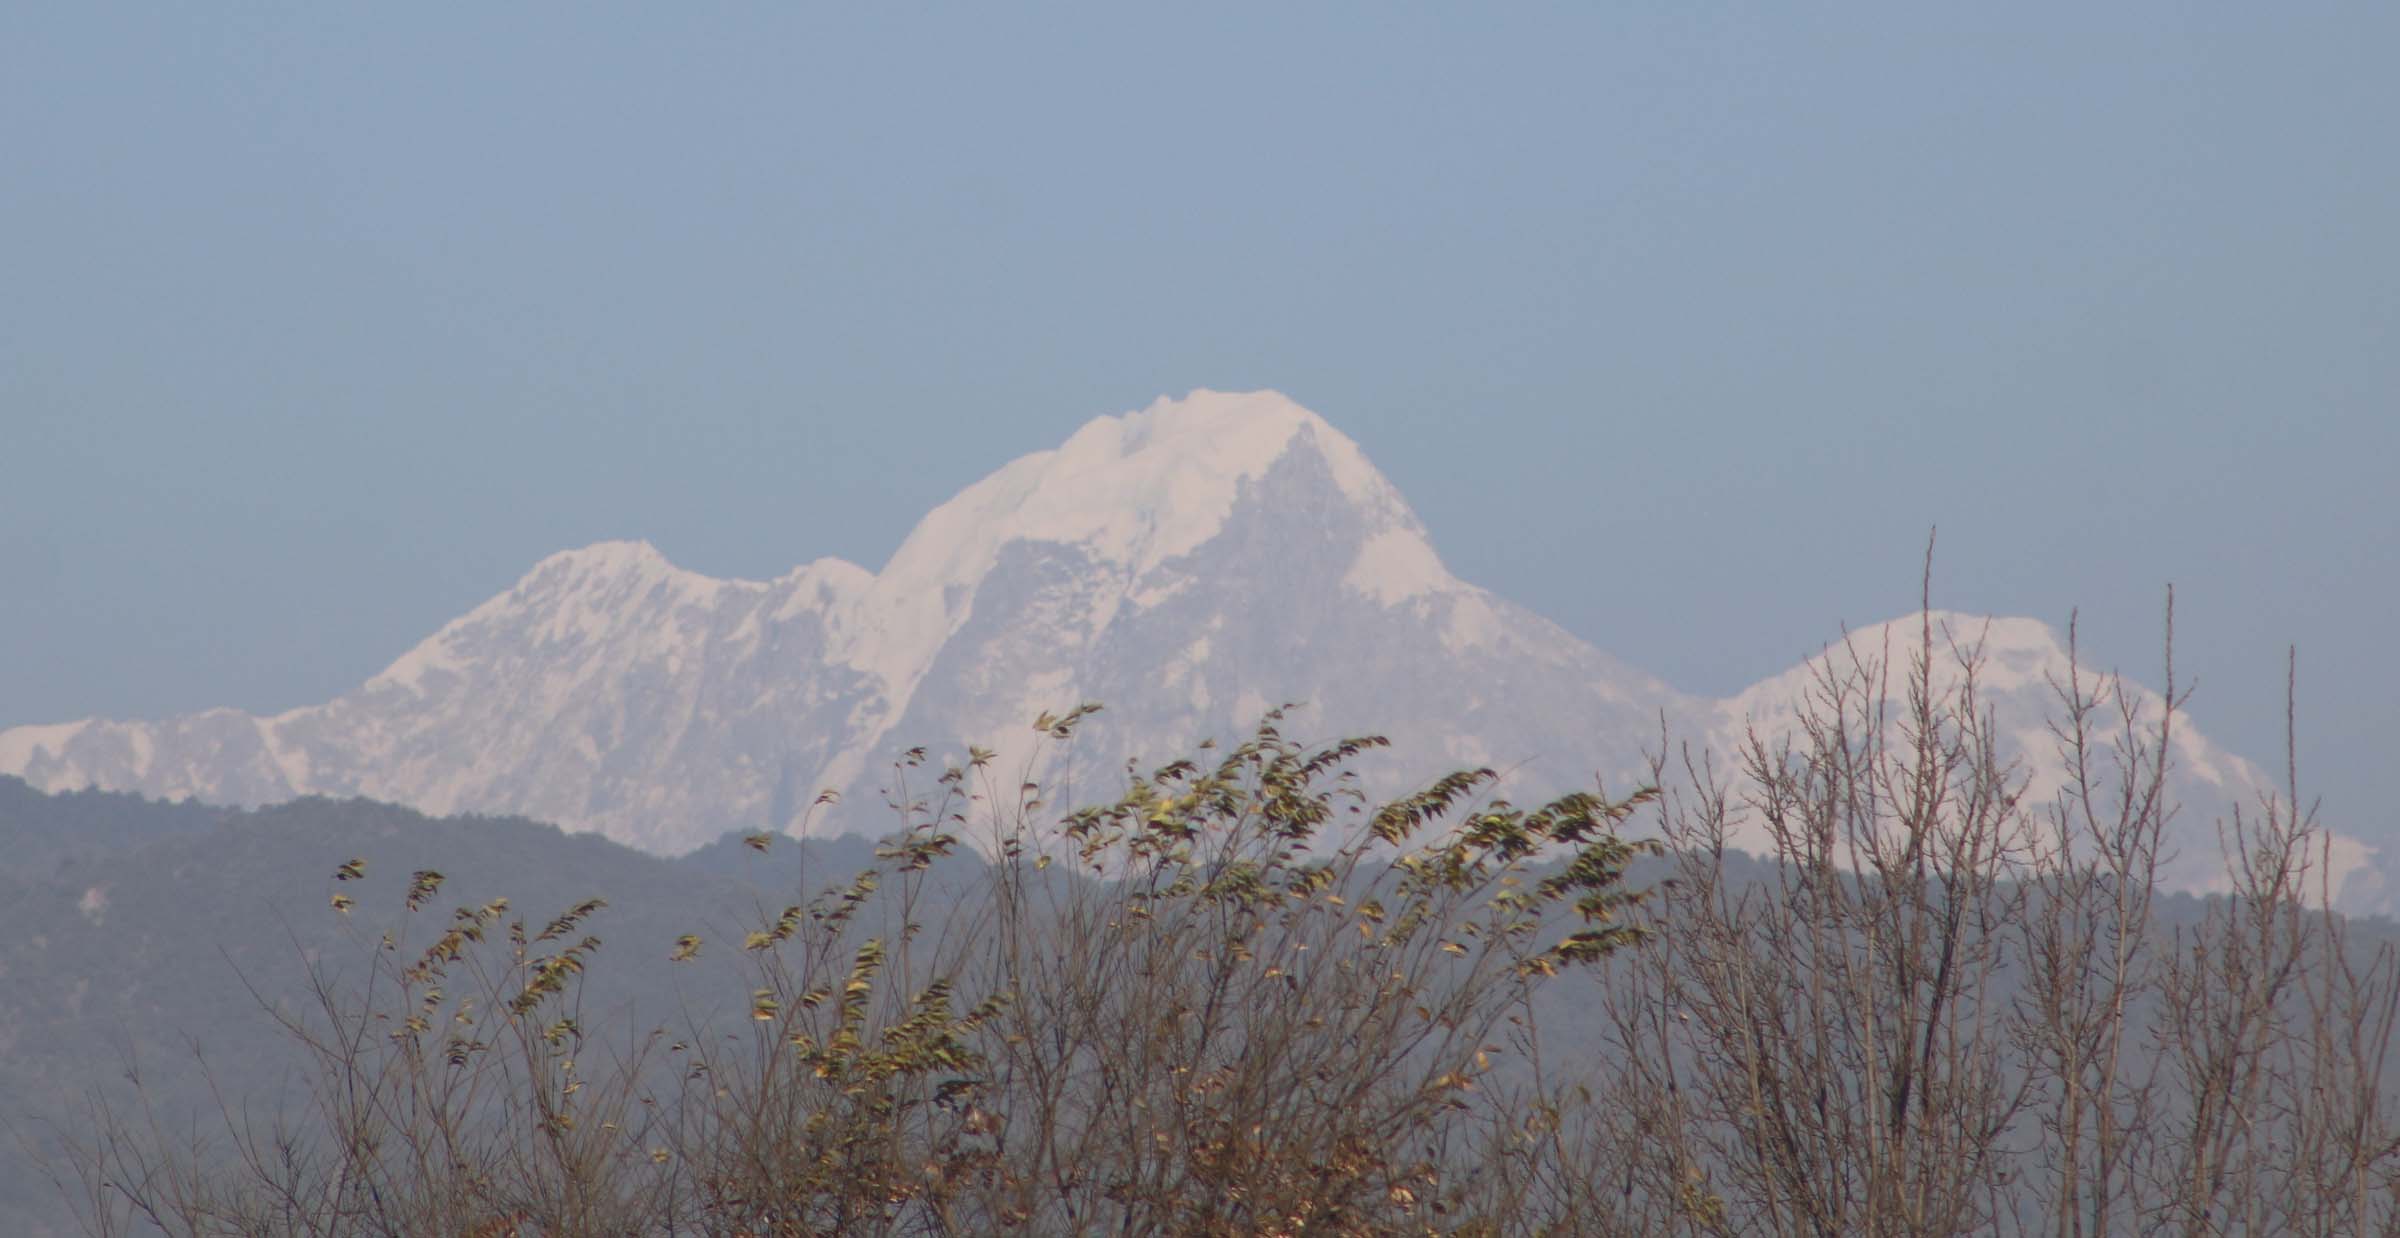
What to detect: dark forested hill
<box><xmin>0</xmin><ymin>775</ymin><xmax>230</xmax><ymax>881</ymax></box>
<box><xmin>0</xmin><ymin>780</ymin><xmax>906</xmax><ymax>1235</ymax></box>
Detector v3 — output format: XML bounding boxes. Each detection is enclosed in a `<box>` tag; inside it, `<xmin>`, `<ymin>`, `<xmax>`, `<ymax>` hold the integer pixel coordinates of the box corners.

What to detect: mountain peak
<box><xmin>883</xmin><ymin>389</ymin><xmax>1413</xmax><ymax>586</ymax></box>
<box><xmin>1064</xmin><ymin>388</ymin><xmax>1389</xmax><ymax>510</ymax></box>
<box><xmin>368</xmin><ymin>540</ymin><xmax>733</xmax><ymax>695</ymax></box>
<box><xmin>837</xmin><ymin>390</ymin><xmax>1442</xmax><ymax>688</ymax></box>
<box><xmin>525</xmin><ymin>538</ymin><xmax>692</xmax><ymax>586</ymax></box>
<box><xmin>1724</xmin><ymin>610</ymin><xmax>2077</xmax><ymax>715</ymax></box>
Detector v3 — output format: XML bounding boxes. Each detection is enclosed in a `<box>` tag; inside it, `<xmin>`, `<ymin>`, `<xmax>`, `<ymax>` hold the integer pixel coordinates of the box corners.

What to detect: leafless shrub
<box><xmin>1575</xmin><ymin>570</ymin><xmax>2400</xmax><ymax>1236</ymax></box>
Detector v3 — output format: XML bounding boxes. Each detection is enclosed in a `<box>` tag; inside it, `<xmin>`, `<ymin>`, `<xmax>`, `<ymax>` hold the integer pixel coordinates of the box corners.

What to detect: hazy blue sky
<box><xmin>4</xmin><ymin>8</ymin><xmax>2393</xmax><ymax>825</ymax></box>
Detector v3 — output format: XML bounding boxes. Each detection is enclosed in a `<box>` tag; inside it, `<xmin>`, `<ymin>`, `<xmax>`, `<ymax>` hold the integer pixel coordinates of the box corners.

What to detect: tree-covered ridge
<box><xmin>0</xmin><ymin>776</ymin><xmax>230</xmax><ymax>881</ymax></box>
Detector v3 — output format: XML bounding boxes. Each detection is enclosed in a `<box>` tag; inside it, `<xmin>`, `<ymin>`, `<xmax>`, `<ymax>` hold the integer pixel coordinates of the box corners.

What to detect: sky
<box><xmin>3</xmin><ymin>7</ymin><xmax>2393</xmax><ymax>831</ymax></box>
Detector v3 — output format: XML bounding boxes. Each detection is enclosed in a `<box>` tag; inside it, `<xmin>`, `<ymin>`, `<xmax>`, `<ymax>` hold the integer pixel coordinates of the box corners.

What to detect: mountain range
<box><xmin>1</xmin><ymin>390</ymin><xmax>2377</xmax><ymax>909</ymax></box>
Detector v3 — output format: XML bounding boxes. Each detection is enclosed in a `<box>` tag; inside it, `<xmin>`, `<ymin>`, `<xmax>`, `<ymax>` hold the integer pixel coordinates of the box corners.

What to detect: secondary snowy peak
<box><xmin>1715</xmin><ymin>609</ymin><xmax>2376</xmax><ymax>906</ymax></box>
<box><xmin>1721</xmin><ymin>610</ymin><xmax>2076</xmax><ymax>720</ymax></box>
<box><xmin>1719</xmin><ymin>610</ymin><xmax>2247</xmax><ymax>804</ymax></box>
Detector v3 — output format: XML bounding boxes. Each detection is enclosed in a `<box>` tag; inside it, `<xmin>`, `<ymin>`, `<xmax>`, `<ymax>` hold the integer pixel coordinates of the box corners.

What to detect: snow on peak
<box><xmin>1728</xmin><ymin>609</ymin><xmax>2071</xmax><ymax>707</ymax></box>
<box><xmin>1870</xmin><ymin>610</ymin><xmax>2062</xmax><ymax>674</ymax></box>
<box><xmin>528</xmin><ymin>538</ymin><xmax>683</xmax><ymax>584</ymax></box>
<box><xmin>886</xmin><ymin>389</ymin><xmax>1407</xmax><ymax>588</ymax></box>
<box><xmin>1721</xmin><ymin>607</ymin><xmax>2245</xmax><ymax>808</ymax></box>
<box><xmin>1711</xmin><ymin>607</ymin><xmax>2343</xmax><ymax>899</ymax></box>
<box><xmin>370</xmin><ymin>540</ymin><xmax>734</xmax><ymax>692</ymax></box>
<box><xmin>841</xmin><ymin>390</ymin><xmax>1434</xmax><ymax>683</ymax></box>
<box><xmin>777</xmin><ymin>389</ymin><xmax>1491</xmax><ymax>823</ymax></box>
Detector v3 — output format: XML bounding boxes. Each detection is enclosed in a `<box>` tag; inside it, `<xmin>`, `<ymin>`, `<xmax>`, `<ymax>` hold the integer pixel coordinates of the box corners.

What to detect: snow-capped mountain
<box><xmin>0</xmin><ymin>390</ymin><xmax>2376</xmax><ymax>908</ymax></box>
<box><xmin>0</xmin><ymin>391</ymin><xmax>1684</xmax><ymax>853</ymax></box>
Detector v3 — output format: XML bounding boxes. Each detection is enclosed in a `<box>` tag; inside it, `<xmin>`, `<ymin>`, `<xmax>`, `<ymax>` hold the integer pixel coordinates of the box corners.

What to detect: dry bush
<box><xmin>63</xmin><ymin>706</ymin><xmax>1659</xmax><ymax>1236</ymax></box>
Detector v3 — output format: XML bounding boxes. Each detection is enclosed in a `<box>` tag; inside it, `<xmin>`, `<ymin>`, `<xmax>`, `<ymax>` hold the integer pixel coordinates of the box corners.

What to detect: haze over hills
<box><xmin>0</xmin><ymin>391</ymin><xmax>2376</xmax><ymax>908</ymax></box>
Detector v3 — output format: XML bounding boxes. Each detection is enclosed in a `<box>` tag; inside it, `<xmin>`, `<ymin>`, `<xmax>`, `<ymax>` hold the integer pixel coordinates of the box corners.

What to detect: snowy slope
<box><xmin>0</xmin><ymin>390</ymin><xmax>2375</xmax><ymax>907</ymax></box>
